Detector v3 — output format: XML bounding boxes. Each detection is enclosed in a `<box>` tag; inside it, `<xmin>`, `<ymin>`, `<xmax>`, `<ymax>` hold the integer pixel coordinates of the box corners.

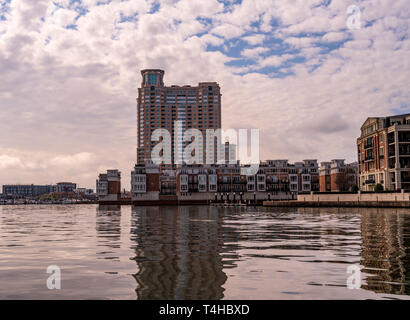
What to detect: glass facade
<box><xmin>148</xmin><ymin>74</ymin><xmax>157</xmax><ymax>85</ymax></box>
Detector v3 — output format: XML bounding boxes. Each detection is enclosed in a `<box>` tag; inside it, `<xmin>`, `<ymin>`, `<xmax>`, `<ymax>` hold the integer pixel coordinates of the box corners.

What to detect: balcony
<box><xmin>364</xmin><ymin>142</ymin><xmax>374</xmax><ymax>149</ymax></box>
<box><xmin>364</xmin><ymin>156</ymin><xmax>374</xmax><ymax>161</ymax></box>
<box><xmin>365</xmin><ymin>179</ymin><xmax>376</xmax><ymax>184</ymax></box>
<box><xmin>398</xmin><ymin>133</ymin><xmax>410</xmax><ymax>143</ymax></box>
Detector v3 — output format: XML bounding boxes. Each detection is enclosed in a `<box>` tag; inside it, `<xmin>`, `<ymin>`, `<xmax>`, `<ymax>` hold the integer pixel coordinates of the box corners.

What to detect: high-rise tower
<box><xmin>137</xmin><ymin>69</ymin><xmax>222</xmax><ymax>165</ymax></box>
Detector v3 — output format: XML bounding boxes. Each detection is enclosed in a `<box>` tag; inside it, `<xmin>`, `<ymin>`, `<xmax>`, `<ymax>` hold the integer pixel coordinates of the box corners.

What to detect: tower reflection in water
<box><xmin>360</xmin><ymin>208</ymin><xmax>410</xmax><ymax>296</ymax></box>
<box><xmin>130</xmin><ymin>206</ymin><xmax>236</xmax><ymax>300</ymax></box>
<box><xmin>96</xmin><ymin>205</ymin><xmax>122</xmax><ymax>259</ymax></box>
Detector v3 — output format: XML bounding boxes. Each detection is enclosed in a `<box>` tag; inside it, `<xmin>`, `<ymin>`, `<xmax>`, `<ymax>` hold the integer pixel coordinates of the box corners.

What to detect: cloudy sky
<box><xmin>0</xmin><ymin>0</ymin><xmax>409</xmax><ymax>189</ymax></box>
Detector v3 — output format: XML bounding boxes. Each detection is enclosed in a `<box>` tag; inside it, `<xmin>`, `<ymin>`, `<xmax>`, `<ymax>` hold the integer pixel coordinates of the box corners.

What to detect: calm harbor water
<box><xmin>1</xmin><ymin>204</ymin><xmax>410</xmax><ymax>300</ymax></box>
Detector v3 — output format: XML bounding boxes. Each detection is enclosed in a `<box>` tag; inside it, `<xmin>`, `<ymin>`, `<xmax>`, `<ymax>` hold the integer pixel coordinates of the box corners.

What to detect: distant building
<box><xmin>96</xmin><ymin>170</ymin><xmax>121</xmax><ymax>200</ymax></box>
<box><xmin>320</xmin><ymin>160</ymin><xmax>358</xmax><ymax>192</ymax></box>
<box><xmin>74</xmin><ymin>188</ymin><xmax>94</xmax><ymax>196</ymax></box>
<box><xmin>2</xmin><ymin>185</ymin><xmax>53</xmax><ymax>198</ymax></box>
<box><xmin>55</xmin><ymin>182</ymin><xmax>77</xmax><ymax>193</ymax></box>
<box><xmin>357</xmin><ymin>113</ymin><xmax>410</xmax><ymax>191</ymax></box>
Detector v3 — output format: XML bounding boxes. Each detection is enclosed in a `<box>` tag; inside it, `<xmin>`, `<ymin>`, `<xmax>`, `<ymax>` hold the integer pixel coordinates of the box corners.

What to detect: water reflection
<box><xmin>96</xmin><ymin>205</ymin><xmax>122</xmax><ymax>260</ymax></box>
<box><xmin>1</xmin><ymin>205</ymin><xmax>410</xmax><ymax>299</ymax></box>
<box><xmin>112</xmin><ymin>206</ymin><xmax>410</xmax><ymax>299</ymax></box>
<box><xmin>360</xmin><ymin>208</ymin><xmax>410</xmax><ymax>295</ymax></box>
<box><xmin>130</xmin><ymin>206</ymin><xmax>235</xmax><ymax>300</ymax></box>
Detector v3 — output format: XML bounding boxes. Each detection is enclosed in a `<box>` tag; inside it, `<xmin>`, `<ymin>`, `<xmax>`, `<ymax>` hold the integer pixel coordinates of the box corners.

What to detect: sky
<box><xmin>0</xmin><ymin>0</ymin><xmax>409</xmax><ymax>189</ymax></box>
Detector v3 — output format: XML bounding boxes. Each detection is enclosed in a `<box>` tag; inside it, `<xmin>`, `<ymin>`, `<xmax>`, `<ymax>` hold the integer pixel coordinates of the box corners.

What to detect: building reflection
<box><xmin>96</xmin><ymin>205</ymin><xmax>122</xmax><ymax>252</ymax></box>
<box><xmin>130</xmin><ymin>206</ymin><xmax>237</xmax><ymax>300</ymax></box>
<box><xmin>360</xmin><ymin>208</ymin><xmax>410</xmax><ymax>296</ymax></box>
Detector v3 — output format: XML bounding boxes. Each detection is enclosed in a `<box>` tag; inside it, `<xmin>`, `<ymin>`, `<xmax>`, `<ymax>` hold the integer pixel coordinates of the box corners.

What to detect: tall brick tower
<box><xmin>136</xmin><ymin>69</ymin><xmax>222</xmax><ymax>165</ymax></box>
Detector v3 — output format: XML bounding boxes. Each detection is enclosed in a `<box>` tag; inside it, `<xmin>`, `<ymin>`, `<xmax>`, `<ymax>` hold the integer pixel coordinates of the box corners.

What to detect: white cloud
<box><xmin>242</xmin><ymin>46</ymin><xmax>269</xmax><ymax>58</ymax></box>
<box><xmin>211</xmin><ymin>24</ymin><xmax>244</xmax><ymax>39</ymax></box>
<box><xmin>242</xmin><ymin>34</ymin><xmax>266</xmax><ymax>45</ymax></box>
<box><xmin>321</xmin><ymin>32</ymin><xmax>348</xmax><ymax>43</ymax></box>
<box><xmin>0</xmin><ymin>0</ymin><xmax>409</xmax><ymax>189</ymax></box>
<box><xmin>0</xmin><ymin>155</ymin><xmax>23</xmax><ymax>169</ymax></box>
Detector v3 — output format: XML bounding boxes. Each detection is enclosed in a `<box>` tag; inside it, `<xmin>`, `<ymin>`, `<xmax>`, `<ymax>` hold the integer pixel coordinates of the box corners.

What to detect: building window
<box><xmin>148</xmin><ymin>74</ymin><xmax>157</xmax><ymax>85</ymax></box>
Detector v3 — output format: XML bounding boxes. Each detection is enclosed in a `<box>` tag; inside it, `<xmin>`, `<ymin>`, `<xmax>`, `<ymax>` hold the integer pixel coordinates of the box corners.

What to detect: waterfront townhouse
<box><xmin>125</xmin><ymin>159</ymin><xmax>319</xmax><ymax>204</ymax></box>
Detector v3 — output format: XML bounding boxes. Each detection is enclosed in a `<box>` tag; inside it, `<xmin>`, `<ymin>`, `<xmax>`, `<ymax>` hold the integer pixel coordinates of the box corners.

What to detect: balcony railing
<box><xmin>365</xmin><ymin>179</ymin><xmax>376</xmax><ymax>184</ymax></box>
<box><xmin>365</xmin><ymin>156</ymin><xmax>374</xmax><ymax>161</ymax></box>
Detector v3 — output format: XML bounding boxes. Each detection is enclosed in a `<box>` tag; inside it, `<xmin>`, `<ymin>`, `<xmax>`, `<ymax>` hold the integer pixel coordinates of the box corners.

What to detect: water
<box><xmin>0</xmin><ymin>204</ymin><xmax>410</xmax><ymax>300</ymax></box>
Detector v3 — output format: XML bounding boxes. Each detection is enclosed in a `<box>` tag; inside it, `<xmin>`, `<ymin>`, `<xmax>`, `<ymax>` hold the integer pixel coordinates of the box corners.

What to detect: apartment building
<box><xmin>319</xmin><ymin>160</ymin><xmax>358</xmax><ymax>192</ymax></box>
<box><xmin>2</xmin><ymin>185</ymin><xmax>53</xmax><ymax>198</ymax></box>
<box><xmin>96</xmin><ymin>170</ymin><xmax>121</xmax><ymax>200</ymax></box>
<box><xmin>2</xmin><ymin>183</ymin><xmax>82</xmax><ymax>198</ymax></box>
<box><xmin>224</xmin><ymin>141</ymin><xmax>237</xmax><ymax>164</ymax></box>
<box><xmin>263</xmin><ymin>160</ymin><xmax>319</xmax><ymax>191</ymax></box>
<box><xmin>137</xmin><ymin>69</ymin><xmax>222</xmax><ymax>166</ymax></box>
<box><xmin>55</xmin><ymin>182</ymin><xmax>77</xmax><ymax>193</ymax></box>
<box><xmin>357</xmin><ymin>113</ymin><xmax>410</xmax><ymax>191</ymax></box>
<box><xmin>128</xmin><ymin>159</ymin><xmax>319</xmax><ymax>204</ymax></box>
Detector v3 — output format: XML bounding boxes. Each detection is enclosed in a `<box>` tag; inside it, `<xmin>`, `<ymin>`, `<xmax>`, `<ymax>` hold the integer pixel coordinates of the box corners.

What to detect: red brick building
<box><xmin>357</xmin><ymin>114</ymin><xmax>410</xmax><ymax>191</ymax></box>
<box><xmin>137</xmin><ymin>69</ymin><xmax>222</xmax><ymax>165</ymax></box>
<box><xmin>320</xmin><ymin>160</ymin><xmax>358</xmax><ymax>192</ymax></box>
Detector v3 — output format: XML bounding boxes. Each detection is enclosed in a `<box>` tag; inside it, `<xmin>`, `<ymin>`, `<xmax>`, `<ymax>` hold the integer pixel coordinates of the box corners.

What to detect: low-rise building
<box><xmin>96</xmin><ymin>170</ymin><xmax>121</xmax><ymax>201</ymax></box>
<box><xmin>74</xmin><ymin>188</ymin><xmax>95</xmax><ymax>196</ymax></box>
<box><xmin>2</xmin><ymin>184</ymin><xmax>53</xmax><ymax>198</ymax></box>
<box><xmin>320</xmin><ymin>160</ymin><xmax>358</xmax><ymax>192</ymax></box>
<box><xmin>55</xmin><ymin>182</ymin><xmax>77</xmax><ymax>193</ymax></box>
<box><xmin>127</xmin><ymin>159</ymin><xmax>319</xmax><ymax>204</ymax></box>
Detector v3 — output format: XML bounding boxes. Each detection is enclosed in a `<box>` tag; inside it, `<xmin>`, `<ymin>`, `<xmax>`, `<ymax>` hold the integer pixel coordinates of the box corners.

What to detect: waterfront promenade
<box><xmin>264</xmin><ymin>191</ymin><xmax>410</xmax><ymax>208</ymax></box>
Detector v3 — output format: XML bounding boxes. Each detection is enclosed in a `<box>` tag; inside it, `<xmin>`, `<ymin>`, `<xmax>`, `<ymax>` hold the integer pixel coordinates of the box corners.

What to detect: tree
<box><xmin>350</xmin><ymin>184</ymin><xmax>359</xmax><ymax>192</ymax></box>
<box><xmin>335</xmin><ymin>172</ymin><xmax>352</xmax><ymax>192</ymax></box>
<box><xmin>374</xmin><ymin>184</ymin><xmax>384</xmax><ymax>192</ymax></box>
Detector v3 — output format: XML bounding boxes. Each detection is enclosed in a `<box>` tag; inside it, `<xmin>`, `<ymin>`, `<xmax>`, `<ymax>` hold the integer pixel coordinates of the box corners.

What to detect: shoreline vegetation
<box><xmin>0</xmin><ymin>200</ymin><xmax>98</xmax><ymax>205</ymax></box>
